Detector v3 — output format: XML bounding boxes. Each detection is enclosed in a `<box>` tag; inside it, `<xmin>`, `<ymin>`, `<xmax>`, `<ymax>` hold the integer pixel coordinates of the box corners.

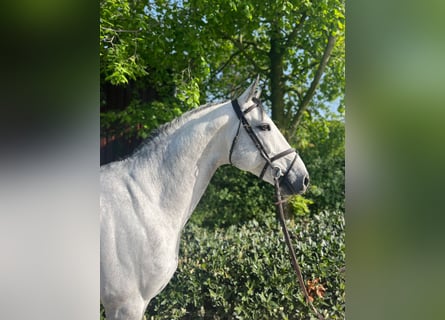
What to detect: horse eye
<box><xmin>257</xmin><ymin>123</ymin><xmax>271</xmax><ymax>131</ymax></box>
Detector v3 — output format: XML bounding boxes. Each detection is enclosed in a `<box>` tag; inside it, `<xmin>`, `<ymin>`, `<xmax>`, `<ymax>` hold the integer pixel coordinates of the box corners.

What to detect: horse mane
<box><xmin>131</xmin><ymin>101</ymin><xmax>224</xmax><ymax>158</ymax></box>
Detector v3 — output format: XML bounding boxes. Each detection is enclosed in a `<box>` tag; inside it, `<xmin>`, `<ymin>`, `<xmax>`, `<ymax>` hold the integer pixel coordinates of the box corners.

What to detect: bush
<box><xmin>146</xmin><ymin>210</ymin><xmax>345</xmax><ymax>319</ymax></box>
<box><xmin>191</xmin><ymin>166</ymin><xmax>276</xmax><ymax>228</ymax></box>
<box><xmin>295</xmin><ymin>119</ymin><xmax>345</xmax><ymax>213</ymax></box>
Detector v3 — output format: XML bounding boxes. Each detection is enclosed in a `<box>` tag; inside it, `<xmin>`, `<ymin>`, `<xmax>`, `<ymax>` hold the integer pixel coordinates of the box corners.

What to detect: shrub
<box><xmin>295</xmin><ymin>119</ymin><xmax>345</xmax><ymax>213</ymax></box>
<box><xmin>191</xmin><ymin>166</ymin><xmax>276</xmax><ymax>228</ymax></box>
<box><xmin>146</xmin><ymin>210</ymin><xmax>345</xmax><ymax>319</ymax></box>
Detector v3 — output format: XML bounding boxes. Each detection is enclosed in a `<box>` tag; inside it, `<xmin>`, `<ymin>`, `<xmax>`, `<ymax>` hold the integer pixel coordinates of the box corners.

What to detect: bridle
<box><xmin>229</xmin><ymin>97</ymin><xmax>298</xmax><ymax>190</ymax></box>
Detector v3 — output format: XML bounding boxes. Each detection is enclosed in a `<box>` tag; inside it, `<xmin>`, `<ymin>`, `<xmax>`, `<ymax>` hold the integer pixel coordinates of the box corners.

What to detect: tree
<box><xmin>100</xmin><ymin>0</ymin><xmax>345</xmax><ymax>143</ymax></box>
<box><xmin>194</xmin><ymin>0</ymin><xmax>345</xmax><ymax>141</ymax></box>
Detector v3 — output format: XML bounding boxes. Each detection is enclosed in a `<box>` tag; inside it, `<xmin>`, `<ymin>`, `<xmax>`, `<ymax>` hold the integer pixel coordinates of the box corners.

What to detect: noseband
<box><xmin>229</xmin><ymin>98</ymin><xmax>298</xmax><ymax>186</ymax></box>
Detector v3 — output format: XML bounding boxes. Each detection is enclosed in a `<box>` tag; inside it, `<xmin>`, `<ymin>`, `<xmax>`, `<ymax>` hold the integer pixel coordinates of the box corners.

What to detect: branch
<box><xmin>219</xmin><ymin>32</ymin><xmax>269</xmax><ymax>73</ymax></box>
<box><xmin>241</xmin><ymin>40</ymin><xmax>269</xmax><ymax>55</ymax></box>
<box><xmin>283</xmin><ymin>61</ymin><xmax>318</xmax><ymax>83</ymax></box>
<box><xmin>290</xmin><ymin>35</ymin><xmax>337</xmax><ymax>132</ymax></box>
<box><xmin>284</xmin><ymin>12</ymin><xmax>307</xmax><ymax>48</ymax></box>
<box><xmin>206</xmin><ymin>50</ymin><xmax>243</xmax><ymax>83</ymax></box>
<box><xmin>287</xmin><ymin>87</ymin><xmax>303</xmax><ymax>104</ymax></box>
<box><xmin>240</xmin><ymin>50</ymin><xmax>269</xmax><ymax>74</ymax></box>
<box><xmin>100</xmin><ymin>26</ymin><xmax>140</xmax><ymax>33</ymax></box>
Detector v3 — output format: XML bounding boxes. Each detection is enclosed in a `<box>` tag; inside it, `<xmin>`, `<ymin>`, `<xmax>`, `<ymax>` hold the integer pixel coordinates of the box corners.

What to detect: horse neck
<box><xmin>133</xmin><ymin>101</ymin><xmax>236</xmax><ymax>229</ymax></box>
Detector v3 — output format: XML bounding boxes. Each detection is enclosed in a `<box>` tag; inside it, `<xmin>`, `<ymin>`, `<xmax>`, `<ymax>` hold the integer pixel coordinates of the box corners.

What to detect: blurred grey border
<box><xmin>348</xmin><ymin>0</ymin><xmax>445</xmax><ymax>319</ymax></box>
<box><xmin>0</xmin><ymin>1</ymin><xmax>99</xmax><ymax>320</ymax></box>
<box><xmin>1</xmin><ymin>0</ymin><xmax>445</xmax><ymax>319</ymax></box>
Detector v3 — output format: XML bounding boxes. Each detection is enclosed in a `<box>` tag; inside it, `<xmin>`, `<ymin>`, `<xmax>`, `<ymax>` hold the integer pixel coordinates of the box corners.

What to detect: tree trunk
<box><xmin>269</xmin><ymin>26</ymin><xmax>285</xmax><ymax>128</ymax></box>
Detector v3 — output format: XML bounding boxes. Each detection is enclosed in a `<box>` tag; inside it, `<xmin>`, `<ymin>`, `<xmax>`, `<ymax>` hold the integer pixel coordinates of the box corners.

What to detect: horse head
<box><xmin>229</xmin><ymin>77</ymin><xmax>309</xmax><ymax>195</ymax></box>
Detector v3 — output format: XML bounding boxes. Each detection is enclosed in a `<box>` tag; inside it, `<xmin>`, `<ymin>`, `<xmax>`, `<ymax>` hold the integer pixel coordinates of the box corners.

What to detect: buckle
<box><xmin>273</xmin><ymin>166</ymin><xmax>283</xmax><ymax>179</ymax></box>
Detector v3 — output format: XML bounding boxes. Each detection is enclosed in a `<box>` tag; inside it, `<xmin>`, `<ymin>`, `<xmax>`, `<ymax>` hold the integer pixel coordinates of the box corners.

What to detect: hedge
<box><xmin>146</xmin><ymin>210</ymin><xmax>345</xmax><ymax>319</ymax></box>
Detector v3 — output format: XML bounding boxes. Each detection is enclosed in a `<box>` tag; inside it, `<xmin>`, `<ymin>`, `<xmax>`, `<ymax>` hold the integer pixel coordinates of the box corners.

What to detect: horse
<box><xmin>100</xmin><ymin>78</ymin><xmax>310</xmax><ymax>320</ymax></box>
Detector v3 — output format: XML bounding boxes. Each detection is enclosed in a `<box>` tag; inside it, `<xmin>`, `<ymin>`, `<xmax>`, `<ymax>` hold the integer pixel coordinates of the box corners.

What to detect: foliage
<box><xmin>100</xmin><ymin>0</ymin><xmax>151</xmax><ymax>84</ymax></box>
<box><xmin>100</xmin><ymin>0</ymin><xmax>345</xmax><ymax>139</ymax></box>
<box><xmin>296</xmin><ymin>118</ymin><xmax>345</xmax><ymax>213</ymax></box>
<box><xmin>100</xmin><ymin>99</ymin><xmax>185</xmax><ymax>139</ymax></box>
<box><xmin>289</xmin><ymin>195</ymin><xmax>315</xmax><ymax>217</ymax></box>
<box><xmin>146</xmin><ymin>211</ymin><xmax>345</xmax><ymax>319</ymax></box>
<box><xmin>100</xmin><ymin>0</ymin><xmax>213</xmax><ymax>92</ymax></box>
<box><xmin>191</xmin><ymin>166</ymin><xmax>276</xmax><ymax>228</ymax></box>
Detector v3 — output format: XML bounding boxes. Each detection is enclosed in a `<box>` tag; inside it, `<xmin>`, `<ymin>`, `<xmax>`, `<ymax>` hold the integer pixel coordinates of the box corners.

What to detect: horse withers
<box><xmin>100</xmin><ymin>78</ymin><xmax>309</xmax><ymax>320</ymax></box>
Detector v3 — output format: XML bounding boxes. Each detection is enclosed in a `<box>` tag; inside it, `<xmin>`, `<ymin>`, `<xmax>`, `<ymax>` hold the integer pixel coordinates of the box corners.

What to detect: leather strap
<box><xmin>230</xmin><ymin>99</ymin><xmax>298</xmax><ymax>181</ymax></box>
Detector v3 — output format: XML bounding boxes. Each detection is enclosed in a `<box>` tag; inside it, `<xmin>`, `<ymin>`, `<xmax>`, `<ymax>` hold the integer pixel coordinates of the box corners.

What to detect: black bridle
<box><xmin>229</xmin><ymin>98</ymin><xmax>298</xmax><ymax>188</ymax></box>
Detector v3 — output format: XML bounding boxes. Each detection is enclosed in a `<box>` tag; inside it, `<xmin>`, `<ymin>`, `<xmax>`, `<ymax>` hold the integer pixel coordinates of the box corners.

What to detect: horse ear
<box><xmin>238</xmin><ymin>75</ymin><xmax>261</xmax><ymax>105</ymax></box>
<box><xmin>253</xmin><ymin>75</ymin><xmax>262</xmax><ymax>98</ymax></box>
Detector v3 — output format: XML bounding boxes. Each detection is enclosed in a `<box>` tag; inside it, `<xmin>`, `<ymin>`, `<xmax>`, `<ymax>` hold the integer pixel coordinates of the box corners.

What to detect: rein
<box><xmin>229</xmin><ymin>98</ymin><xmax>325</xmax><ymax>319</ymax></box>
<box><xmin>273</xmin><ymin>172</ymin><xmax>325</xmax><ymax>320</ymax></box>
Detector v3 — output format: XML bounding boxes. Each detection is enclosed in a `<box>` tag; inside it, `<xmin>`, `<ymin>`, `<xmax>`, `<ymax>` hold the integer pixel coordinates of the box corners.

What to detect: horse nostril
<box><xmin>303</xmin><ymin>176</ymin><xmax>310</xmax><ymax>188</ymax></box>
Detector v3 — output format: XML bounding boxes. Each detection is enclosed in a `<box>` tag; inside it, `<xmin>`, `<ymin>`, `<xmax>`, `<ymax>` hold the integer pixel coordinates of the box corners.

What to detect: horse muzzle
<box><xmin>274</xmin><ymin>158</ymin><xmax>310</xmax><ymax>196</ymax></box>
<box><xmin>279</xmin><ymin>173</ymin><xmax>310</xmax><ymax>196</ymax></box>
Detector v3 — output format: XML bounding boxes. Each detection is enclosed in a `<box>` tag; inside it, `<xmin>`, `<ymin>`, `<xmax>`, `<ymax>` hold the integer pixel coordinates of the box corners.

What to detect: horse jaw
<box><xmin>238</xmin><ymin>76</ymin><xmax>261</xmax><ymax>106</ymax></box>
